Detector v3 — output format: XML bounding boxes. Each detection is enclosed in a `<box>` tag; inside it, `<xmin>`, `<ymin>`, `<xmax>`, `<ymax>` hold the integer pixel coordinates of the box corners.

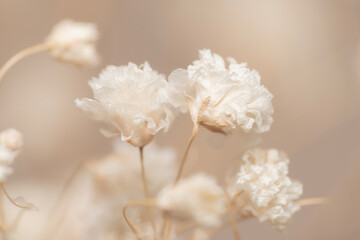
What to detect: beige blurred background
<box><xmin>0</xmin><ymin>0</ymin><xmax>360</xmax><ymax>239</ymax></box>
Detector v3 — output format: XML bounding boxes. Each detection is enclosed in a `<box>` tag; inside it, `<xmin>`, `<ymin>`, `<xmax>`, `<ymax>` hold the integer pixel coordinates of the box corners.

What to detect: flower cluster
<box><xmin>0</xmin><ymin>21</ymin><xmax>315</xmax><ymax>239</ymax></box>
<box><xmin>46</xmin><ymin>19</ymin><xmax>100</xmax><ymax>66</ymax></box>
<box><xmin>228</xmin><ymin>148</ymin><xmax>303</xmax><ymax>230</ymax></box>
<box><xmin>0</xmin><ymin>128</ymin><xmax>23</xmax><ymax>182</ymax></box>
<box><xmin>76</xmin><ymin>63</ymin><xmax>183</xmax><ymax>147</ymax></box>
<box><xmin>77</xmin><ymin>49</ymin><xmax>273</xmax><ymax>146</ymax></box>
<box><xmin>169</xmin><ymin>49</ymin><xmax>274</xmax><ymax>134</ymax></box>
<box><xmin>157</xmin><ymin>173</ymin><xmax>226</xmax><ymax>227</ymax></box>
<box><xmin>73</xmin><ymin>49</ymin><xmax>309</xmax><ymax>240</ymax></box>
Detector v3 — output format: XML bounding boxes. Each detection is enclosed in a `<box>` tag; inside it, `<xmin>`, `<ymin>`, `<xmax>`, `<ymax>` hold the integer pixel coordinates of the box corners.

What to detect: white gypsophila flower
<box><xmin>157</xmin><ymin>173</ymin><xmax>226</xmax><ymax>227</ymax></box>
<box><xmin>169</xmin><ymin>49</ymin><xmax>274</xmax><ymax>134</ymax></box>
<box><xmin>46</xmin><ymin>19</ymin><xmax>99</xmax><ymax>66</ymax></box>
<box><xmin>0</xmin><ymin>129</ymin><xmax>23</xmax><ymax>182</ymax></box>
<box><xmin>84</xmin><ymin>141</ymin><xmax>176</xmax><ymax>239</ymax></box>
<box><xmin>76</xmin><ymin>63</ymin><xmax>182</xmax><ymax>147</ymax></box>
<box><xmin>229</xmin><ymin>148</ymin><xmax>303</xmax><ymax>230</ymax></box>
<box><xmin>0</xmin><ymin>128</ymin><xmax>23</xmax><ymax>151</ymax></box>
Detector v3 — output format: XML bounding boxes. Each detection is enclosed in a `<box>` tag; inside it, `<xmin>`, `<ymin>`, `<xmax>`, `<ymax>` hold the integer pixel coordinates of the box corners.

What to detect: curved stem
<box><xmin>0</xmin><ymin>184</ymin><xmax>28</xmax><ymax>209</ymax></box>
<box><xmin>47</xmin><ymin>160</ymin><xmax>85</xmax><ymax>220</ymax></box>
<box><xmin>123</xmin><ymin>199</ymin><xmax>157</xmax><ymax>238</ymax></box>
<box><xmin>139</xmin><ymin>147</ymin><xmax>157</xmax><ymax>238</ymax></box>
<box><xmin>0</xmin><ymin>187</ymin><xmax>6</xmax><ymax>228</ymax></box>
<box><xmin>224</xmin><ymin>190</ymin><xmax>241</xmax><ymax>240</ymax></box>
<box><xmin>230</xmin><ymin>191</ymin><xmax>244</xmax><ymax>204</ymax></box>
<box><xmin>39</xmin><ymin>160</ymin><xmax>85</xmax><ymax>240</ymax></box>
<box><xmin>0</xmin><ymin>43</ymin><xmax>53</xmax><ymax>83</ymax></box>
<box><xmin>163</xmin><ymin>124</ymin><xmax>199</xmax><ymax>240</ymax></box>
<box><xmin>174</xmin><ymin>123</ymin><xmax>199</xmax><ymax>184</ymax></box>
<box><xmin>227</xmin><ymin>202</ymin><xmax>241</xmax><ymax>240</ymax></box>
<box><xmin>9</xmin><ymin>209</ymin><xmax>26</xmax><ymax>231</ymax></box>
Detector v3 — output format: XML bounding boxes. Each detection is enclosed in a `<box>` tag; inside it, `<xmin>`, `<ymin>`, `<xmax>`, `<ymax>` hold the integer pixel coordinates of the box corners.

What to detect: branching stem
<box><xmin>123</xmin><ymin>199</ymin><xmax>157</xmax><ymax>239</ymax></box>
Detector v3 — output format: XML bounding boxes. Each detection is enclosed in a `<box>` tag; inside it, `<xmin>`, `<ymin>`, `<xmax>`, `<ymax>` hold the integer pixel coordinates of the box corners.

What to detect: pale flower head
<box><xmin>84</xmin><ymin>141</ymin><xmax>176</xmax><ymax>239</ymax></box>
<box><xmin>0</xmin><ymin>129</ymin><xmax>23</xmax><ymax>182</ymax></box>
<box><xmin>0</xmin><ymin>128</ymin><xmax>23</xmax><ymax>151</ymax></box>
<box><xmin>169</xmin><ymin>49</ymin><xmax>274</xmax><ymax>134</ymax></box>
<box><xmin>76</xmin><ymin>63</ymin><xmax>181</xmax><ymax>147</ymax></box>
<box><xmin>46</xmin><ymin>19</ymin><xmax>100</xmax><ymax>66</ymax></box>
<box><xmin>157</xmin><ymin>173</ymin><xmax>226</xmax><ymax>227</ymax></box>
<box><xmin>228</xmin><ymin>148</ymin><xmax>303</xmax><ymax>230</ymax></box>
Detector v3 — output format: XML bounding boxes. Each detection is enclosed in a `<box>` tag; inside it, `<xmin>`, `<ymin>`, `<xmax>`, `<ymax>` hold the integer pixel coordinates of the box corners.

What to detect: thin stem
<box><xmin>224</xmin><ymin>190</ymin><xmax>241</xmax><ymax>240</ymax></box>
<box><xmin>162</xmin><ymin>216</ymin><xmax>172</xmax><ymax>240</ymax></box>
<box><xmin>297</xmin><ymin>197</ymin><xmax>329</xmax><ymax>206</ymax></box>
<box><xmin>123</xmin><ymin>199</ymin><xmax>157</xmax><ymax>238</ymax></box>
<box><xmin>39</xmin><ymin>160</ymin><xmax>85</xmax><ymax>240</ymax></box>
<box><xmin>47</xmin><ymin>160</ymin><xmax>85</xmax><ymax>220</ymax></box>
<box><xmin>163</xmin><ymin>124</ymin><xmax>199</xmax><ymax>240</ymax></box>
<box><xmin>230</xmin><ymin>191</ymin><xmax>243</xmax><ymax>204</ymax></box>
<box><xmin>9</xmin><ymin>209</ymin><xmax>26</xmax><ymax>231</ymax></box>
<box><xmin>0</xmin><ymin>184</ymin><xmax>28</xmax><ymax>209</ymax></box>
<box><xmin>139</xmin><ymin>147</ymin><xmax>157</xmax><ymax>238</ymax></box>
<box><xmin>227</xmin><ymin>202</ymin><xmax>241</xmax><ymax>240</ymax></box>
<box><xmin>139</xmin><ymin>147</ymin><xmax>150</xmax><ymax>199</ymax></box>
<box><xmin>174</xmin><ymin>123</ymin><xmax>199</xmax><ymax>184</ymax></box>
<box><xmin>0</xmin><ymin>43</ymin><xmax>53</xmax><ymax>83</ymax></box>
<box><xmin>0</xmin><ymin>187</ymin><xmax>6</xmax><ymax>228</ymax></box>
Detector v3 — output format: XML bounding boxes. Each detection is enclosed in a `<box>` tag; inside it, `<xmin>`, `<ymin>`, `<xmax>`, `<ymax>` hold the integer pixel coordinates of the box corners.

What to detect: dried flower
<box><xmin>84</xmin><ymin>141</ymin><xmax>176</xmax><ymax>239</ymax></box>
<box><xmin>228</xmin><ymin>148</ymin><xmax>303</xmax><ymax>230</ymax></box>
<box><xmin>46</xmin><ymin>19</ymin><xmax>99</xmax><ymax>66</ymax></box>
<box><xmin>76</xmin><ymin>63</ymin><xmax>181</xmax><ymax>147</ymax></box>
<box><xmin>0</xmin><ymin>129</ymin><xmax>23</xmax><ymax>182</ymax></box>
<box><xmin>157</xmin><ymin>173</ymin><xmax>226</xmax><ymax>227</ymax></box>
<box><xmin>169</xmin><ymin>49</ymin><xmax>274</xmax><ymax>134</ymax></box>
<box><xmin>0</xmin><ymin>128</ymin><xmax>23</xmax><ymax>151</ymax></box>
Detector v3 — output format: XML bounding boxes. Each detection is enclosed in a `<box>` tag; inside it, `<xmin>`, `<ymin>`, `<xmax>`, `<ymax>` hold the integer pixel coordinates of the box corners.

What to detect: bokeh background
<box><xmin>0</xmin><ymin>0</ymin><xmax>360</xmax><ymax>239</ymax></box>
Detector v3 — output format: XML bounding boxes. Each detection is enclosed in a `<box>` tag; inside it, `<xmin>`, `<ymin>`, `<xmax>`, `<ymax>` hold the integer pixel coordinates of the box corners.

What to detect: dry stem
<box><xmin>174</xmin><ymin>123</ymin><xmax>199</xmax><ymax>184</ymax></box>
<box><xmin>40</xmin><ymin>160</ymin><xmax>85</xmax><ymax>240</ymax></box>
<box><xmin>8</xmin><ymin>209</ymin><xmax>26</xmax><ymax>232</ymax></box>
<box><xmin>139</xmin><ymin>147</ymin><xmax>157</xmax><ymax>238</ymax></box>
<box><xmin>123</xmin><ymin>199</ymin><xmax>157</xmax><ymax>239</ymax></box>
<box><xmin>163</xmin><ymin>123</ymin><xmax>199</xmax><ymax>239</ymax></box>
<box><xmin>0</xmin><ymin>43</ymin><xmax>53</xmax><ymax>83</ymax></box>
<box><xmin>0</xmin><ymin>187</ymin><xmax>6</xmax><ymax>229</ymax></box>
<box><xmin>0</xmin><ymin>184</ymin><xmax>28</xmax><ymax>209</ymax></box>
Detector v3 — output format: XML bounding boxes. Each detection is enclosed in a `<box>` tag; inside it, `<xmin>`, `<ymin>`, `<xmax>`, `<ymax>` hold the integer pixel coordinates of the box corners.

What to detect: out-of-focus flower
<box><xmin>169</xmin><ymin>49</ymin><xmax>274</xmax><ymax>134</ymax></box>
<box><xmin>84</xmin><ymin>141</ymin><xmax>176</xmax><ymax>239</ymax></box>
<box><xmin>157</xmin><ymin>173</ymin><xmax>226</xmax><ymax>227</ymax></box>
<box><xmin>46</xmin><ymin>19</ymin><xmax>99</xmax><ymax>66</ymax></box>
<box><xmin>0</xmin><ymin>128</ymin><xmax>23</xmax><ymax>182</ymax></box>
<box><xmin>228</xmin><ymin>148</ymin><xmax>303</xmax><ymax>230</ymax></box>
<box><xmin>76</xmin><ymin>63</ymin><xmax>181</xmax><ymax>147</ymax></box>
<box><xmin>0</xmin><ymin>128</ymin><xmax>23</xmax><ymax>151</ymax></box>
